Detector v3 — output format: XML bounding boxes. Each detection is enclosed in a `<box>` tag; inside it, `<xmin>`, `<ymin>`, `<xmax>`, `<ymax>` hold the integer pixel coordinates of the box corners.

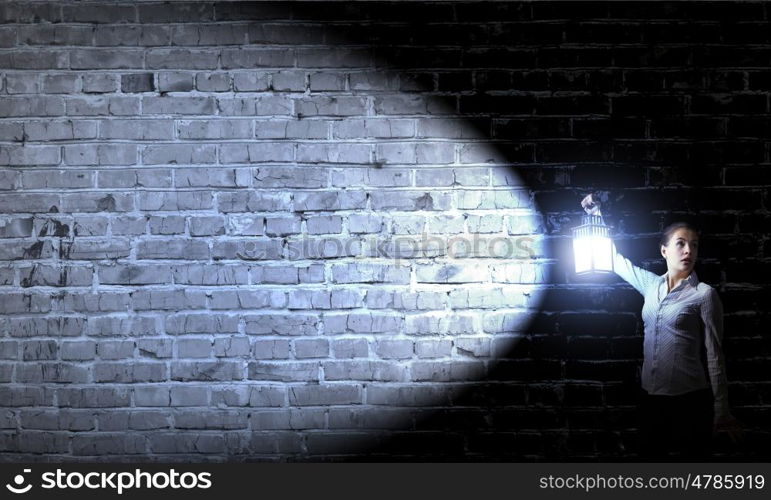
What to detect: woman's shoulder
<box><xmin>695</xmin><ymin>281</ymin><xmax>722</xmax><ymax>306</ymax></box>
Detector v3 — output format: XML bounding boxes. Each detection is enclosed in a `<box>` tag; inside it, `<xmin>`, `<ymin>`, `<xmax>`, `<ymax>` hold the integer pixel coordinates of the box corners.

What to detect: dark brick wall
<box><xmin>0</xmin><ymin>1</ymin><xmax>769</xmax><ymax>461</ymax></box>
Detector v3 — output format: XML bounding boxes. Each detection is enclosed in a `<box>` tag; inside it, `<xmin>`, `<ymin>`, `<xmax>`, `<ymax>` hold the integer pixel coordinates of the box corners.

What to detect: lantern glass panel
<box><xmin>572</xmin><ymin>215</ymin><xmax>613</xmax><ymax>275</ymax></box>
<box><xmin>591</xmin><ymin>234</ymin><xmax>613</xmax><ymax>272</ymax></box>
<box><xmin>573</xmin><ymin>235</ymin><xmax>594</xmax><ymax>274</ymax></box>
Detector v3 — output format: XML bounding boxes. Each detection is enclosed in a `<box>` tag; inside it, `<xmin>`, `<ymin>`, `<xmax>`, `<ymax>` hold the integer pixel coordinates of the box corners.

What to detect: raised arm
<box><xmin>580</xmin><ymin>194</ymin><xmax>659</xmax><ymax>296</ymax></box>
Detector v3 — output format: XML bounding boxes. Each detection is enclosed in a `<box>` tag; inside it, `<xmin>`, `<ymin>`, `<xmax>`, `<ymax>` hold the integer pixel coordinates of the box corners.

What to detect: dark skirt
<box><xmin>638</xmin><ymin>387</ymin><xmax>714</xmax><ymax>460</ymax></box>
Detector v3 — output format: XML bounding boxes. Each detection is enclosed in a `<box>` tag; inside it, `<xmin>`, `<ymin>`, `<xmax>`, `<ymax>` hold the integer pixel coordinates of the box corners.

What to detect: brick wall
<box><xmin>1</xmin><ymin>1</ymin><xmax>770</xmax><ymax>461</ymax></box>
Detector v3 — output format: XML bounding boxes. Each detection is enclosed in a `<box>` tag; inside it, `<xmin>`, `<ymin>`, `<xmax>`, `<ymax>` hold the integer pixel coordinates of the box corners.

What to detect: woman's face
<box><xmin>661</xmin><ymin>228</ymin><xmax>699</xmax><ymax>275</ymax></box>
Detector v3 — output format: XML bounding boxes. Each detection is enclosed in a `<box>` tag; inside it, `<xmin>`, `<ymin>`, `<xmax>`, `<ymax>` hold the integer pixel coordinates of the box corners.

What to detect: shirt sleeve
<box><xmin>610</xmin><ymin>241</ymin><xmax>660</xmax><ymax>296</ymax></box>
<box><xmin>701</xmin><ymin>287</ymin><xmax>730</xmax><ymax>420</ymax></box>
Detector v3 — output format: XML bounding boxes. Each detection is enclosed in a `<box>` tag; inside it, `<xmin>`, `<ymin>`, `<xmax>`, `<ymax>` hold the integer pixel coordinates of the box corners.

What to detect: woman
<box><xmin>579</xmin><ymin>194</ymin><xmax>741</xmax><ymax>459</ymax></box>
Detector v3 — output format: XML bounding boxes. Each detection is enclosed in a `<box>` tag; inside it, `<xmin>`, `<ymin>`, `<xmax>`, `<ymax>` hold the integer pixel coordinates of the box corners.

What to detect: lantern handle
<box><xmin>580</xmin><ymin>193</ymin><xmax>602</xmax><ymax>216</ymax></box>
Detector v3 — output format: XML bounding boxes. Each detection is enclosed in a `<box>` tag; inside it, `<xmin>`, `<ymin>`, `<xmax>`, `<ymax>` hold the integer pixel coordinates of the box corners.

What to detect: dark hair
<box><xmin>660</xmin><ymin>222</ymin><xmax>700</xmax><ymax>247</ymax></box>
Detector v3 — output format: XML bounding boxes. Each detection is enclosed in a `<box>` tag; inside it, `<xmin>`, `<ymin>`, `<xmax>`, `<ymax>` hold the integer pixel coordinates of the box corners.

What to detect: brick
<box><xmin>137</xmin><ymin>240</ymin><xmax>210</xmax><ymax>260</ymax></box>
<box><xmin>147</xmin><ymin>49</ymin><xmax>219</xmax><ymax>69</ymax></box>
<box><xmin>406</xmin><ymin>313</ymin><xmax>477</xmax><ymax>335</ymax></box>
<box><xmin>294</xmin><ymin>338</ymin><xmax>329</xmax><ymax>359</ymax></box>
<box><xmin>266</xmin><ymin>217</ymin><xmax>301</xmax><ymax>236</ymax></box>
<box><xmin>22</xmin><ymin>340</ymin><xmax>58</xmax><ymax>361</ymax></box>
<box><xmin>272</xmin><ymin>70</ymin><xmax>306</xmax><ymax>91</ymax></box>
<box><xmin>71</xmin><ymin>49</ymin><xmax>143</xmax><ymax>69</ymax></box>
<box><xmin>178</xmin><ymin>119</ymin><xmax>252</xmax><ymax>139</ymax></box>
<box><xmin>0</xmin><ymin>387</ymin><xmax>51</xmax><ymax>407</ymax></box>
<box><xmin>172</xmin><ymin>24</ymin><xmax>244</xmax><ymax>47</ymax></box>
<box><xmin>323</xmin><ymin>361</ymin><xmax>404</xmax><ymax>382</ymax></box>
<box><xmin>16</xmin><ymin>432</ymin><xmax>70</xmax><ymax>454</ymax></box>
<box><xmin>65</xmin><ymin>96</ymin><xmax>139</xmax><ymax>116</ymax></box>
<box><xmin>255</xmin><ymin>119</ymin><xmax>328</xmax><ymax>139</ymax></box>
<box><xmin>218</xmin><ymin>96</ymin><xmax>293</xmax><ymax>116</ymax></box>
<box><xmin>0</xmin><ymin>218</ymin><xmax>33</xmax><ymax>238</ymax></box>
<box><xmin>369</xmin><ymin>191</ymin><xmax>452</xmax><ymax>211</ymax></box>
<box><xmin>64</xmin><ymin>144</ymin><xmax>136</xmax><ymax>166</ymax></box>
<box><xmin>171</xmin><ymin>362</ymin><xmax>241</xmax><ymax>381</ymax></box>
<box><xmin>213</xmin><ymin>336</ymin><xmax>251</xmax><ymax>357</ymax></box>
<box><xmin>61</xmin><ymin>193</ymin><xmax>134</xmax><ymax>213</ymax></box>
<box><xmin>306</xmin><ymin>215</ymin><xmax>343</xmax><ymax>234</ymax></box>
<box><xmin>177</xmin><ymin>339</ymin><xmax>212</xmax><ymax>358</ymax></box>
<box><xmin>127</xmin><ymin>411</ymin><xmax>169</xmax><ymax>430</ymax></box>
<box><xmin>211</xmin><ymin>239</ymin><xmax>283</xmax><ymax>260</ymax></box>
<box><xmin>348</xmin><ymin>214</ymin><xmax>384</xmax><ymax>234</ymax></box>
<box><xmin>415</xmin><ymin>340</ymin><xmax>453</xmax><ymax>358</ymax></box>
<box><xmin>189</xmin><ymin>216</ymin><xmax>226</xmax><ymax>236</ymax></box>
<box><xmin>331</xmin><ymin>168</ymin><xmax>411</xmax><ymax>188</ymax></box>
<box><xmin>98</xmin><ymin>341</ymin><xmax>136</xmax><ymax>360</ymax></box>
<box><xmin>412</xmin><ymin>361</ymin><xmax>486</xmax><ymax>382</ymax></box>
<box><xmin>293</xmin><ymin>191</ymin><xmax>367</xmax><ymax>211</ymax></box>
<box><xmin>248</xmin><ymin>362</ymin><xmax>320</xmax><ymax>382</ymax></box>
<box><xmin>148</xmin><ymin>433</ymin><xmax>224</xmax><ymax>453</ymax></box>
<box><xmin>220</xmin><ymin>143</ymin><xmax>295</xmax><ymax>163</ymax></box>
<box><xmin>157</xmin><ymin>72</ymin><xmax>193</xmax><ymax>92</ymax></box>
<box><xmin>172</xmin><ymin>264</ymin><xmax>249</xmax><ymax>285</ymax></box>
<box><xmin>0</xmin><ymin>96</ymin><xmax>64</xmax><ymax>117</ymax></box>
<box><xmin>0</xmin><ymin>122</ymin><xmax>24</xmax><ymax>142</ymax></box>
<box><xmin>93</xmin><ymin>363</ymin><xmax>167</xmax><ymax>383</ymax></box>
<box><xmin>221</xmin><ymin>48</ymin><xmax>294</xmax><ymax>69</ymax></box>
<box><xmin>214</xmin><ymin>286</ymin><xmax>274</xmax><ymax>308</ymax></box>
<box><xmin>331</xmin><ymin>263</ymin><xmax>410</xmax><ymax>284</ymax></box>
<box><xmin>233</xmin><ymin>72</ymin><xmax>271</xmax><ymax>91</ymax></box>
<box><xmin>100</xmin><ymin>119</ymin><xmax>173</xmax><ymax>140</ymax></box>
<box><xmin>143</xmin><ymin>144</ymin><xmax>218</xmax><ymax>165</ymax></box>
<box><xmin>18</xmin><ymin>25</ymin><xmax>92</xmax><ymax>45</ymax></box>
<box><xmin>8</xmin><ymin>317</ymin><xmax>84</xmax><ymax>337</ymax></box>
<box><xmin>288</xmin><ymin>384</ymin><xmax>361</xmax><ymax>406</ymax></box>
<box><xmin>309</xmin><ymin>72</ymin><xmax>346</xmax><ymax>91</ymax></box>
<box><xmin>19</xmin><ymin>264</ymin><xmax>93</xmax><ymax>287</ymax></box>
<box><xmin>98</xmin><ymin>264</ymin><xmax>172</xmax><ymax>285</ymax></box>
<box><xmin>88</xmin><ymin>316</ymin><xmax>159</xmax><ymax>337</ymax></box>
<box><xmin>137</xmin><ymin>339</ymin><xmax>171</xmax><ymax>359</ymax></box>
<box><xmin>121</xmin><ymin>73</ymin><xmax>155</xmax><ymax>93</ymax></box>
<box><xmin>22</xmin><ymin>170</ymin><xmax>94</xmax><ymax>189</ymax></box>
<box><xmin>95</xmin><ymin>25</ymin><xmax>169</xmax><ymax>46</ymax></box>
<box><xmin>195</xmin><ymin>72</ymin><xmax>232</xmax><ymax>92</ymax></box>
<box><xmin>57</xmin><ymin>387</ymin><xmax>131</xmax><ymax>408</ymax></box>
<box><xmin>132</xmin><ymin>289</ymin><xmax>205</xmax><ymax>311</ymax></box>
<box><xmin>252</xmin><ymin>339</ymin><xmax>291</xmax><ymax>359</ymax></box>
<box><xmin>138</xmin><ymin>191</ymin><xmax>213</xmax><ymax>211</ymax></box>
<box><xmin>296</xmin><ymin>96</ymin><xmax>367</xmax><ymax>117</ymax></box>
<box><xmin>20</xmin><ymin>410</ymin><xmax>94</xmax><ymax>431</ymax></box>
<box><xmin>376</xmin><ymin>339</ymin><xmax>414</xmax><ymax>359</ymax></box>
<box><xmin>41</xmin><ymin>74</ymin><xmax>80</xmax><ymax>94</ymax></box>
<box><xmin>244</xmin><ymin>314</ymin><xmax>319</xmax><ymax>336</ymax></box>
<box><xmin>332</xmin><ymin>339</ymin><xmax>369</xmax><ymax>358</ymax></box>
<box><xmin>166</xmin><ymin>313</ymin><xmax>239</xmax><ymax>335</ymax></box>
<box><xmin>0</xmin><ymin>146</ymin><xmax>60</xmax><ymax>166</ymax></box>
<box><xmin>143</xmin><ymin>96</ymin><xmax>215</xmax><ymax>115</ymax></box>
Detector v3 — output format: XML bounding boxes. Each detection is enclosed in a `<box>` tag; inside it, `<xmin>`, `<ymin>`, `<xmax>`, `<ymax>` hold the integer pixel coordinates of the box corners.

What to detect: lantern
<box><xmin>572</xmin><ymin>214</ymin><xmax>613</xmax><ymax>275</ymax></box>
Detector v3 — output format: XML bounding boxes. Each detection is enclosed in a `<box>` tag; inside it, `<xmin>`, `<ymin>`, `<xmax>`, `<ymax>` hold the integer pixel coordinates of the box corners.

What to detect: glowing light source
<box><xmin>572</xmin><ymin>214</ymin><xmax>613</xmax><ymax>275</ymax></box>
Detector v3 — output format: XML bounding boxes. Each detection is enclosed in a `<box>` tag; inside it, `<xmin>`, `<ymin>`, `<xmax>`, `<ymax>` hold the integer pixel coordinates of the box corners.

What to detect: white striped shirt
<box><xmin>612</xmin><ymin>243</ymin><xmax>730</xmax><ymax>419</ymax></box>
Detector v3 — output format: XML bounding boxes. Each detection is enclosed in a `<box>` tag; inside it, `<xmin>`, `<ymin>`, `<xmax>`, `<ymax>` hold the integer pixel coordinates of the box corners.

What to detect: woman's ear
<box><xmin>660</xmin><ymin>245</ymin><xmax>667</xmax><ymax>258</ymax></box>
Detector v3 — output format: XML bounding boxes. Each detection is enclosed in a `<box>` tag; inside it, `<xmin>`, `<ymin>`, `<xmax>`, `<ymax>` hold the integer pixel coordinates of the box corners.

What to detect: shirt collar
<box><xmin>659</xmin><ymin>271</ymin><xmax>699</xmax><ymax>290</ymax></box>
